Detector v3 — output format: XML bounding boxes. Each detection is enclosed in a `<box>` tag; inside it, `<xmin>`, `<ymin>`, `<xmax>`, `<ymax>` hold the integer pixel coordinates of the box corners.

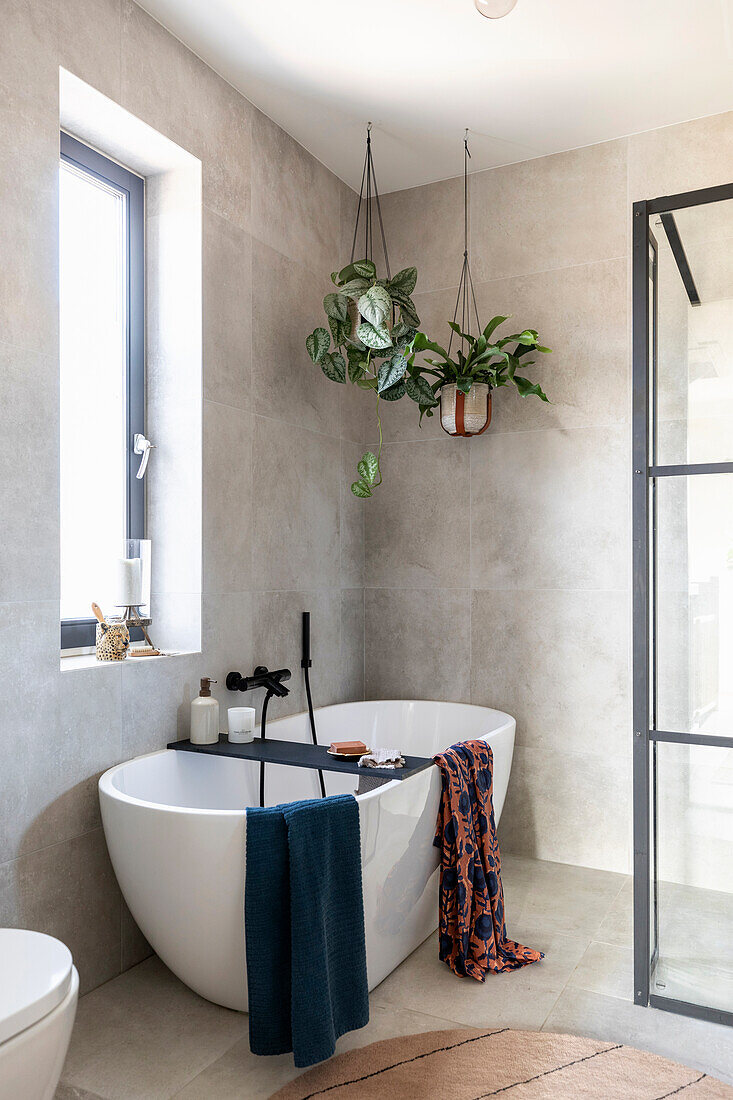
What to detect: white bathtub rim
<box><xmin>99</xmin><ymin>699</ymin><xmax>515</xmax><ymax>816</ymax></box>
<box><xmin>98</xmin><ymin>748</ymin><xmax>399</xmax><ymax>816</ymax></box>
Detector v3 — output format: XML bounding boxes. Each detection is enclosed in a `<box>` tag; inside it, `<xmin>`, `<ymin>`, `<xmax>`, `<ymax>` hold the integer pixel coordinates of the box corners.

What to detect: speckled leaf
<box><xmin>388</xmin><ymin>266</ymin><xmax>417</xmax><ymax>297</ymax></box>
<box><xmin>358</xmin><ymin>285</ymin><xmax>392</xmax><ymax>327</ymax></box>
<box><xmin>377</xmin><ymin>355</ymin><xmax>406</xmax><ymax>393</ymax></box>
<box><xmin>357</xmin><ymin>321</ymin><xmax>392</xmax><ymax>350</ymax></box>
<box><xmin>379</xmin><ymin>380</ymin><xmax>406</xmax><ymax>401</ymax></box>
<box><xmin>306</xmin><ymin>327</ymin><xmax>330</xmax><ymax>364</ymax></box>
<box><xmin>405</xmin><ymin>376</ymin><xmax>437</xmax><ymax>406</ymax></box>
<box><xmin>323</xmin><ymin>293</ymin><xmax>349</xmax><ymax>322</ymax></box>
<box><xmin>351</xmin><ymin>479</ymin><xmax>372</xmax><ymax>498</ymax></box>
<box><xmin>320</xmin><ymin>351</ymin><xmax>346</xmax><ymax>383</ymax></box>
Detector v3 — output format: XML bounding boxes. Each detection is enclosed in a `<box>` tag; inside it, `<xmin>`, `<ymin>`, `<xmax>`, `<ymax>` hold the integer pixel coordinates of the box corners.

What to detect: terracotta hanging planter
<box><xmin>439</xmin><ymin>382</ymin><xmax>492</xmax><ymax>436</ymax></box>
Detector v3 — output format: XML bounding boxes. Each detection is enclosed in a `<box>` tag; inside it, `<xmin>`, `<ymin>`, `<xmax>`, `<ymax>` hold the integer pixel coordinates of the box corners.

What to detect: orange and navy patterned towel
<box><xmin>433</xmin><ymin>739</ymin><xmax>543</xmax><ymax>981</ymax></box>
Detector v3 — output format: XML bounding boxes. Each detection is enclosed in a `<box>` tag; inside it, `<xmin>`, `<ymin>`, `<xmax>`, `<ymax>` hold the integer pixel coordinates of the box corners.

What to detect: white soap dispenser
<box><xmin>190</xmin><ymin>678</ymin><xmax>220</xmax><ymax>745</ymax></box>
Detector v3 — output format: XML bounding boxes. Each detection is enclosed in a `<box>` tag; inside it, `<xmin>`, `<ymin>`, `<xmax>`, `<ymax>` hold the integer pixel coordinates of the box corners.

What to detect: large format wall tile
<box><xmin>121</xmin><ymin>0</ymin><xmax>252</xmax><ymax>229</ymax></box>
<box><xmin>59</xmin><ymin>0</ymin><xmax>123</xmax><ymax>102</ymax></box>
<box><xmin>202</xmin><ymin>401</ymin><xmax>252</xmax><ymax>595</ymax></box>
<box><xmin>0</xmin><ymin>345</ymin><xmax>59</xmax><ymax>602</ymax></box>
<box><xmin>251</xmin><ymin>418</ymin><xmax>340</xmax><ymax>591</ymax></box>
<box><xmin>0</xmin><ymin>600</ymin><xmax>61</xmax><ymax>864</ymax></box>
<box><xmin>120</xmin><ymin>653</ymin><xmax>201</xmax><ymax>758</ymax></box>
<box><xmin>0</xmin><ymin>92</ymin><xmax>58</xmax><ymax>358</ymax></box>
<box><xmin>499</xmin><ymin>744</ymin><xmax>632</xmax><ymax>874</ymax></box>
<box><xmin>471</xmin><ymin>589</ymin><xmax>630</xmax><ymax>758</ymax></box>
<box><xmin>471</xmin><ymin>140</ymin><xmax>628</xmax><ymax>283</ymax></box>
<box><xmin>251</xmin><ymin>239</ymin><xmax>341</xmax><ymax>436</ymax></box>
<box><xmin>203</xmin><ymin>210</ymin><xmax>252</xmax><ymax>410</ymax></box>
<box><xmin>474</xmin><ymin>259</ymin><xmax>629</xmax><ymax>433</ymax></box>
<box><xmin>365</xmin><ymin>588</ymin><xmax>471</xmax><ymax>703</ymax></box>
<box><xmin>380</xmin><ymin>175</ymin><xmax>465</xmax><ymax>294</ymax></box>
<box><xmin>628</xmin><ymin>111</ymin><xmax>733</xmax><ymax>204</ymax></box>
<box><xmin>0</xmin><ymin>829</ymin><xmax>122</xmax><ymax>994</ymax></box>
<box><xmin>365</xmin><ymin>439</ymin><xmax>470</xmax><ymax>589</ymax></box>
<box><xmin>0</xmin><ymin>0</ymin><xmax>58</xmax><ymax>111</ymax></box>
<box><xmin>201</xmin><ymin>590</ymin><xmax>253</xmax><ymax>716</ymax></box>
<box><xmin>470</xmin><ymin>424</ymin><xmax>630</xmax><ymax>592</ymax></box>
<box><xmin>340</xmin><ymin>588</ymin><xmax>365</xmax><ymax>703</ymax></box>
<box><xmin>250</xmin><ymin>107</ymin><xmax>341</xmax><ymax>275</ymax></box>
<box><xmin>340</xmin><ymin>442</ymin><xmax>365</xmax><ymax>588</ymax></box>
<box><xmin>251</xmin><ymin>588</ymin><xmax>343</xmax><ymax>720</ymax></box>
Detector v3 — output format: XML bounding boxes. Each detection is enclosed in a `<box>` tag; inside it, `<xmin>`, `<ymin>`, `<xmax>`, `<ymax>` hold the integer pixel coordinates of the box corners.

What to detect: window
<box><xmin>59</xmin><ymin>133</ymin><xmax>145</xmax><ymax>649</ymax></box>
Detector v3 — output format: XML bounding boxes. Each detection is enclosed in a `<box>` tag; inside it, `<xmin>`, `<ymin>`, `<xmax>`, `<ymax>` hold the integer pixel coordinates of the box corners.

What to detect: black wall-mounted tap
<box><xmin>226</xmin><ymin>665</ymin><xmax>291</xmax><ymax>697</ymax></box>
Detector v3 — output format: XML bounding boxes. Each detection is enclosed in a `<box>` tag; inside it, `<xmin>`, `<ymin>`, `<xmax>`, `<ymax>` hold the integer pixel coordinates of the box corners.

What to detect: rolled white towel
<box><xmin>358</xmin><ymin>747</ymin><xmax>405</xmax><ymax>769</ymax></box>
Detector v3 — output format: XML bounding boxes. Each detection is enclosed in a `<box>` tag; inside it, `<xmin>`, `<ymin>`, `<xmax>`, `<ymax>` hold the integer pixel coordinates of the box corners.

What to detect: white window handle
<box><xmin>133</xmin><ymin>433</ymin><xmax>155</xmax><ymax>480</ymax></box>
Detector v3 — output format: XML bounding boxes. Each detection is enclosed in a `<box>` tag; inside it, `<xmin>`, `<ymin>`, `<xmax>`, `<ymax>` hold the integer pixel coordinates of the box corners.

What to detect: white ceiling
<box><xmin>137</xmin><ymin>0</ymin><xmax>733</xmax><ymax>193</ymax></box>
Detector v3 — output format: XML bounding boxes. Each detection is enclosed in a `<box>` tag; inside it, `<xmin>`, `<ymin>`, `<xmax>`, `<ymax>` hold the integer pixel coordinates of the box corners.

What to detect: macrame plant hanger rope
<box><xmin>350</xmin><ymin>123</ymin><xmax>391</xmax><ymax>279</ymax></box>
<box><xmin>448</xmin><ymin>130</ymin><xmax>481</xmax><ymax>358</ymax></box>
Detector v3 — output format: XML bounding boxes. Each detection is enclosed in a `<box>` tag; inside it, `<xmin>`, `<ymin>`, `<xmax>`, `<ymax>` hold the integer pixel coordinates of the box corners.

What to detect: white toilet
<box><xmin>0</xmin><ymin>930</ymin><xmax>78</xmax><ymax>1100</ymax></box>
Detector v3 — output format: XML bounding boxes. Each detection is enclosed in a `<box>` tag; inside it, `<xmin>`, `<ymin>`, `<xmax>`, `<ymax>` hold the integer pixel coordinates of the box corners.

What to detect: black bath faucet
<box><xmin>226</xmin><ymin>665</ymin><xmax>291</xmax><ymax>698</ymax></box>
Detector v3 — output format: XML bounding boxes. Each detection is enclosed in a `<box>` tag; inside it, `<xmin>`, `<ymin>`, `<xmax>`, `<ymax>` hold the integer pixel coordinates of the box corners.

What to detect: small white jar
<box><xmin>227</xmin><ymin>707</ymin><xmax>256</xmax><ymax>744</ymax></box>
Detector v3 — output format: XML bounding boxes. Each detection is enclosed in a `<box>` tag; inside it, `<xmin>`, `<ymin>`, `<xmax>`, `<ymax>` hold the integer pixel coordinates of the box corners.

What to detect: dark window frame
<box><xmin>60</xmin><ymin>132</ymin><xmax>145</xmax><ymax>650</ymax></box>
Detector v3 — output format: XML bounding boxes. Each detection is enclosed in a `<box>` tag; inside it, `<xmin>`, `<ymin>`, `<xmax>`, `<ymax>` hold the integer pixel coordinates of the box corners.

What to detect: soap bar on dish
<box><xmin>330</xmin><ymin>740</ymin><xmax>367</xmax><ymax>755</ymax></box>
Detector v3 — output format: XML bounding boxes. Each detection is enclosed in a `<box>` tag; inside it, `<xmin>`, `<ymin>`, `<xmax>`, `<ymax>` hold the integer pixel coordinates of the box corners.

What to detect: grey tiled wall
<box><xmin>0</xmin><ymin>0</ymin><xmax>365</xmax><ymax>993</ymax></box>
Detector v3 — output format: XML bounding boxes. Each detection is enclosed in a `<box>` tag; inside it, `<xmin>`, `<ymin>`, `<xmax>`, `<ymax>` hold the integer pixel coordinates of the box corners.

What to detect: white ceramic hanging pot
<box><xmin>439</xmin><ymin>382</ymin><xmax>492</xmax><ymax>437</ymax></box>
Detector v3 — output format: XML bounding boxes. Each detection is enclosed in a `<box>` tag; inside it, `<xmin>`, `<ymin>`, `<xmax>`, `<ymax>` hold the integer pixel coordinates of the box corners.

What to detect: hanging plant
<box><xmin>305</xmin><ymin>124</ymin><xmax>427</xmax><ymax>498</ymax></box>
<box><xmin>306</xmin><ymin>256</ymin><xmax>423</xmax><ymax>497</ymax></box>
<box><xmin>305</xmin><ymin>128</ymin><xmax>552</xmax><ymax>495</ymax></box>
<box><xmin>402</xmin><ymin>131</ymin><xmax>551</xmax><ymax>437</ymax></box>
<box><xmin>406</xmin><ymin>318</ymin><xmax>551</xmax><ymax>433</ymax></box>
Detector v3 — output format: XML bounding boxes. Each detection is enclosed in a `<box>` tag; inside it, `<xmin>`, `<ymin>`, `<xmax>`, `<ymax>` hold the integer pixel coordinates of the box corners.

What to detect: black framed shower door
<box><xmin>632</xmin><ymin>182</ymin><xmax>733</xmax><ymax>1028</ymax></box>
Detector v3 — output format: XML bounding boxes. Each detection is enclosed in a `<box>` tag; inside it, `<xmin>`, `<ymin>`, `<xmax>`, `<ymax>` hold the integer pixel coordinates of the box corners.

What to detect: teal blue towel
<box><xmin>245</xmin><ymin>793</ymin><xmax>369</xmax><ymax>1067</ymax></box>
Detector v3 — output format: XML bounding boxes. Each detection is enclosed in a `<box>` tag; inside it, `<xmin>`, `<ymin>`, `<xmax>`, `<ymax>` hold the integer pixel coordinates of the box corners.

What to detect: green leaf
<box><xmin>483</xmin><ymin>315</ymin><xmax>509</xmax><ymax>340</ymax></box>
<box><xmin>514</xmin><ymin>375</ymin><xmax>549</xmax><ymax>401</ymax></box>
<box><xmin>536</xmin><ymin>344</ymin><xmax>552</xmax><ymax>354</ymax></box>
<box><xmin>306</xmin><ymin>327</ymin><xmax>330</xmax><ymax>364</ymax></box>
<box><xmin>357</xmin><ymin>321</ymin><xmax>392</xmax><ymax>350</ymax></box>
<box><xmin>377</xmin><ymin>354</ymin><xmax>406</xmax><ymax>393</ymax></box>
<box><xmin>516</xmin><ymin>329</ymin><xmax>538</xmax><ymax>345</ymax></box>
<box><xmin>379</xmin><ymin>380</ymin><xmax>406</xmax><ymax>401</ymax></box>
<box><xmin>328</xmin><ymin>316</ymin><xmax>351</xmax><ymax>347</ymax></box>
<box><xmin>405</xmin><ymin>376</ymin><xmax>437</xmax><ymax>405</ymax></box>
<box><xmin>353</xmin><ymin>258</ymin><xmax>376</xmax><ymax>278</ymax></box>
<box><xmin>388</xmin><ymin>266</ymin><xmax>417</xmax><ymax>297</ymax></box>
<box><xmin>393</xmin><ymin>294</ymin><xmax>420</xmax><ymax>329</ymax></box>
<box><xmin>337</xmin><ymin>260</ymin><xmax>374</xmax><ymax>284</ymax></box>
<box><xmin>358</xmin><ymin>284</ymin><xmax>392</xmax><ymax>327</ymax></box>
<box><xmin>339</xmin><ymin>277</ymin><xmax>370</xmax><ymax>300</ymax></box>
<box><xmin>323</xmin><ymin>292</ymin><xmax>349</xmax><ymax>323</ymax></box>
<box><xmin>448</xmin><ymin>320</ymin><xmax>474</xmax><ymax>344</ymax></box>
<box><xmin>357</xmin><ymin>451</ymin><xmax>379</xmax><ymax>485</ymax></box>
<box><xmin>320</xmin><ymin>351</ymin><xmax>346</xmax><ymax>383</ymax></box>
<box><xmin>413</xmin><ymin>332</ymin><xmax>449</xmax><ymax>359</ymax></box>
<box><xmin>351</xmin><ymin>479</ymin><xmax>372</xmax><ymax>498</ymax></box>
<box><xmin>347</xmin><ymin>347</ymin><xmax>366</xmax><ymax>383</ymax></box>
<box><xmin>456</xmin><ymin>376</ymin><xmax>474</xmax><ymax>394</ymax></box>
<box><xmin>356</xmin><ymin>377</ymin><xmax>378</xmax><ymax>390</ymax></box>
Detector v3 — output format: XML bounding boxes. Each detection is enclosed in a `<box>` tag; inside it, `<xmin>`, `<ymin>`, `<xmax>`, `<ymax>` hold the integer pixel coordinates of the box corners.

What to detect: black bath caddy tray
<box><xmin>167</xmin><ymin>735</ymin><xmax>433</xmax><ymax>781</ymax></box>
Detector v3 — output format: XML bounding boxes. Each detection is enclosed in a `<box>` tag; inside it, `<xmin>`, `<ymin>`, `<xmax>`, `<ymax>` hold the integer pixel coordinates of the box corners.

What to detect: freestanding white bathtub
<box><xmin>99</xmin><ymin>700</ymin><xmax>515</xmax><ymax>1011</ymax></box>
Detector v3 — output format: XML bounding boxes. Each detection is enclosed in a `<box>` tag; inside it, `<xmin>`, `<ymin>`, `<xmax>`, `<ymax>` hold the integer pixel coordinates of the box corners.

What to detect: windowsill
<box><xmin>60</xmin><ymin>650</ymin><xmax>200</xmax><ymax>672</ymax></box>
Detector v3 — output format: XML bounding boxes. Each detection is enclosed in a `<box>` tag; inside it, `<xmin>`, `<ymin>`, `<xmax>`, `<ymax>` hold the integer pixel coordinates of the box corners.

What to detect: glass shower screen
<box><xmin>633</xmin><ymin>184</ymin><xmax>733</xmax><ymax>1028</ymax></box>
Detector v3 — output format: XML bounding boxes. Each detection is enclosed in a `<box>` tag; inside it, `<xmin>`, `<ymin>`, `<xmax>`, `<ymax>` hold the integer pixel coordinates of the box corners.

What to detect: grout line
<box><xmin>0</xmin><ymin>823</ymin><xmax>106</xmax><ymax>872</ymax></box>
<box><xmin>417</xmin><ymin>253</ymin><xmax>628</xmax><ymax>298</ymax></box>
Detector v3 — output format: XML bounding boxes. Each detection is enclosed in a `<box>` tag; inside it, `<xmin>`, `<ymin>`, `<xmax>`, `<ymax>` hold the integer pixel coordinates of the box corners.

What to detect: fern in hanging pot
<box><xmin>407</xmin><ymin>318</ymin><xmax>551</xmax><ymax>435</ymax></box>
<box><xmin>402</xmin><ymin>131</ymin><xmax>551</xmax><ymax>436</ymax></box>
<box><xmin>304</xmin><ymin>125</ymin><xmax>426</xmax><ymax>498</ymax></box>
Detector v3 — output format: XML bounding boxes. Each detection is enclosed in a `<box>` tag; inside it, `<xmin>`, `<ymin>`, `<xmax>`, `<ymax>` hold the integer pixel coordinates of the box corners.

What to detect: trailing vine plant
<box><xmin>306</xmin><ymin>257</ymin><xmax>424</xmax><ymax>497</ymax></box>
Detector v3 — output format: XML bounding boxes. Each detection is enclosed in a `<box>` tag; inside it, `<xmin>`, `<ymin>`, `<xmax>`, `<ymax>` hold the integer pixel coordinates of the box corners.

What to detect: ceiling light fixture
<box><xmin>474</xmin><ymin>0</ymin><xmax>518</xmax><ymax>18</ymax></box>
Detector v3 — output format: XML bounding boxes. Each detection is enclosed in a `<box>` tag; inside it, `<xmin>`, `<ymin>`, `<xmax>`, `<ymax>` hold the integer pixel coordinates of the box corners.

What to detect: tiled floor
<box><xmin>55</xmin><ymin>856</ymin><xmax>733</xmax><ymax>1099</ymax></box>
